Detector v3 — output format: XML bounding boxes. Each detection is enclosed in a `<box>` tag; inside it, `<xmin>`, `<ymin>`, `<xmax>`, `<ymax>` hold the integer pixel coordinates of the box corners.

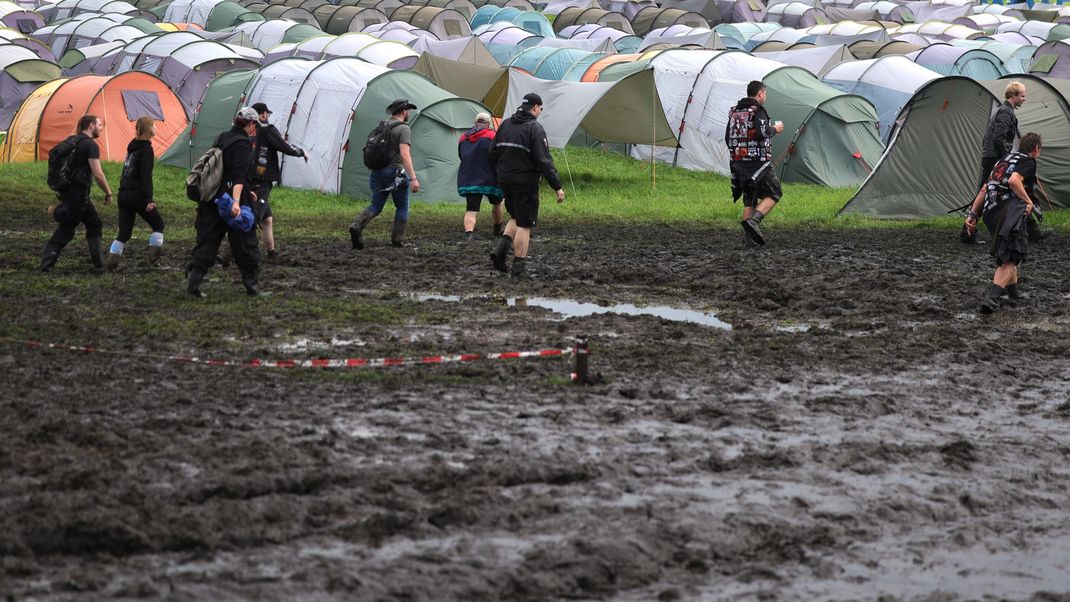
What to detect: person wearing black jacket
<box><xmin>250</xmin><ymin>102</ymin><xmax>306</xmax><ymax>262</ymax></box>
<box><xmin>488</xmin><ymin>93</ymin><xmax>565</xmax><ymax>279</ymax></box>
<box><xmin>106</xmin><ymin>116</ymin><xmax>164</xmax><ymax>272</ymax></box>
<box><xmin>186</xmin><ymin>107</ymin><xmax>261</xmax><ymax>297</ymax></box>
<box><xmin>727</xmin><ymin>80</ymin><xmax>784</xmax><ymax>246</ymax></box>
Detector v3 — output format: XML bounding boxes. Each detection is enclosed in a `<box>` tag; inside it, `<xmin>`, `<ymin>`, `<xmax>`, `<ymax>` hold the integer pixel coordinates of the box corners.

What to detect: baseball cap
<box><xmin>521</xmin><ymin>92</ymin><xmax>543</xmax><ymax>109</ymax></box>
<box><xmin>251</xmin><ymin>102</ymin><xmax>271</xmax><ymax>115</ymax></box>
<box><xmin>387</xmin><ymin>99</ymin><xmax>418</xmax><ymax>114</ymax></box>
<box><xmin>237</xmin><ymin>106</ymin><xmax>259</xmax><ymax>121</ymax></box>
<box><xmin>474</xmin><ymin>112</ymin><xmax>492</xmax><ymax>124</ymax></box>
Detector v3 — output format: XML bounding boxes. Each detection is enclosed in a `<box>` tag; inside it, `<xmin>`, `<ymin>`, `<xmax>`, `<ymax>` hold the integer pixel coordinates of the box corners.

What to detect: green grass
<box><xmin>0</xmin><ymin>147</ymin><xmax>1064</xmax><ymax>234</ymax></box>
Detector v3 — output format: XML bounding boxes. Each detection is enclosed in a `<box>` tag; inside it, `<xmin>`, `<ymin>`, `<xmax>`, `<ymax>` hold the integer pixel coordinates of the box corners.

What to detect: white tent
<box><xmin>640</xmin><ymin>24</ymin><xmax>722</xmax><ymax>50</ymax></box>
<box><xmin>164</xmin><ymin>0</ymin><xmax>223</xmax><ymax>27</ymax></box>
<box><xmin>822</xmin><ymin>54</ymin><xmax>940</xmax><ymax>140</ymax></box>
<box><xmin>755</xmin><ymin>43</ymin><xmax>854</xmax><ymax>76</ymax></box>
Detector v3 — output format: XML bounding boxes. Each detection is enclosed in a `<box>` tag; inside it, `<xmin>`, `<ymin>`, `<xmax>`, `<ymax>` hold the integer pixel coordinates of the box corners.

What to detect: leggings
<box><xmin>116</xmin><ymin>202</ymin><xmax>164</xmax><ymax>243</ymax></box>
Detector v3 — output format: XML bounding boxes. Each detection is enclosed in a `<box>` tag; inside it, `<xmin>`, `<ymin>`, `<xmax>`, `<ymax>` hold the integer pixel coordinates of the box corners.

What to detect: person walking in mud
<box><xmin>185</xmin><ymin>107</ymin><xmax>261</xmax><ymax>298</ymax></box>
<box><xmin>964</xmin><ymin>132</ymin><xmax>1042</xmax><ymax>314</ymax></box>
<box><xmin>349</xmin><ymin>99</ymin><xmax>421</xmax><ymax>250</ymax></box>
<box><xmin>458</xmin><ymin>112</ymin><xmax>504</xmax><ymax>241</ymax></box>
<box><xmin>489</xmin><ymin>93</ymin><xmax>565</xmax><ymax>279</ymax></box>
<box><xmin>104</xmin><ymin>116</ymin><xmax>164</xmax><ymax>272</ymax></box>
<box><xmin>727</xmin><ymin>80</ymin><xmax>784</xmax><ymax>247</ymax></box>
<box><xmin>250</xmin><ymin>102</ymin><xmax>307</xmax><ymax>262</ymax></box>
<box><xmin>40</xmin><ymin>114</ymin><xmax>113</xmax><ymax>273</ymax></box>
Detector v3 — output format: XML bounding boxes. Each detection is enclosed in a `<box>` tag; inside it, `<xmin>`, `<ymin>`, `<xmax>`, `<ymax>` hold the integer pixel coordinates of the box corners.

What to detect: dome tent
<box><xmin>1</xmin><ymin>71</ymin><xmax>188</xmax><ymax>163</ymax></box>
<box><xmin>163</xmin><ymin>58</ymin><xmax>488</xmax><ymax>202</ymax></box>
<box><xmin>0</xmin><ymin>43</ymin><xmax>61</xmax><ymax>129</ymax></box>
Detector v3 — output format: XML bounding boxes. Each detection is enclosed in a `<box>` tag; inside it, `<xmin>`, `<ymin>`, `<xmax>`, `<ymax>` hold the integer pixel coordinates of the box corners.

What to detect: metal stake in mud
<box><xmin>572</xmin><ymin>338</ymin><xmax>590</xmax><ymax>385</ymax></box>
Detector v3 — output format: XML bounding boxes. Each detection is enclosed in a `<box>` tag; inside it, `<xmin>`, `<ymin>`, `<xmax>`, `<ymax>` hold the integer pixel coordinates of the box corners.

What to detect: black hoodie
<box><xmin>490</xmin><ymin>109</ymin><xmax>562</xmax><ymax>190</ymax></box>
<box><xmin>118</xmin><ymin>138</ymin><xmax>154</xmax><ymax>206</ymax></box>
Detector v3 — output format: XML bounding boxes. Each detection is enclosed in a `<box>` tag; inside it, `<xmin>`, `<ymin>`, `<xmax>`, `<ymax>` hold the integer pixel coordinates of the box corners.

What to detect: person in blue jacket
<box><xmin>458</xmin><ymin>112</ymin><xmax>504</xmax><ymax>241</ymax></box>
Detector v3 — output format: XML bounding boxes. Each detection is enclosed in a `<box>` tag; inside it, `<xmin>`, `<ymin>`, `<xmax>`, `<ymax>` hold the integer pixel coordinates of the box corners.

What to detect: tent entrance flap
<box><xmin>121</xmin><ymin>90</ymin><xmax>165</xmax><ymax>120</ymax></box>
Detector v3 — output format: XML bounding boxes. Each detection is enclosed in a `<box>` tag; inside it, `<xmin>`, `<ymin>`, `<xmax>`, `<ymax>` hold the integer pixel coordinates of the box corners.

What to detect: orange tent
<box><xmin>581</xmin><ymin>53</ymin><xmax>642</xmax><ymax>82</ymax></box>
<box><xmin>3</xmin><ymin>72</ymin><xmax>188</xmax><ymax>163</ymax></box>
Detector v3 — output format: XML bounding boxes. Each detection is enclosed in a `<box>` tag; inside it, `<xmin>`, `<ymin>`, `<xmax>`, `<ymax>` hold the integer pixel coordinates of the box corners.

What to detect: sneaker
<box><xmin>741</xmin><ymin>218</ymin><xmax>765</xmax><ymax>246</ymax></box>
<box><xmin>743</xmin><ymin>232</ymin><xmax>756</xmax><ymax>248</ymax></box>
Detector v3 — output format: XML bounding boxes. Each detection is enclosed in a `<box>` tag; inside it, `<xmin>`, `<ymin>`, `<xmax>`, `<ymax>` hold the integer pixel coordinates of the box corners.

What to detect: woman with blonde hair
<box><xmin>106</xmin><ymin>115</ymin><xmax>164</xmax><ymax>271</ymax></box>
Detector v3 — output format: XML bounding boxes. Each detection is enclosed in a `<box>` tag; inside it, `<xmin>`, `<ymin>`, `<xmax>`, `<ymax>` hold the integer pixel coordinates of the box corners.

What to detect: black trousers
<box><xmin>115</xmin><ymin>198</ymin><xmax>164</xmax><ymax>243</ymax></box>
<box><xmin>188</xmin><ymin>202</ymin><xmax>260</xmax><ymax>279</ymax></box>
<box><xmin>47</xmin><ymin>189</ymin><xmax>102</xmax><ymax>250</ymax></box>
<box><xmin>978</xmin><ymin>156</ymin><xmax>998</xmax><ymax>191</ymax></box>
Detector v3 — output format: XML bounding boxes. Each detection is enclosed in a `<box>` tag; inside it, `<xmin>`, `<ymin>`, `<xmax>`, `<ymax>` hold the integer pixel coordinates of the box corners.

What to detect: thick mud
<box><xmin>3</xmin><ymin>219</ymin><xmax>1070</xmax><ymax>601</ymax></box>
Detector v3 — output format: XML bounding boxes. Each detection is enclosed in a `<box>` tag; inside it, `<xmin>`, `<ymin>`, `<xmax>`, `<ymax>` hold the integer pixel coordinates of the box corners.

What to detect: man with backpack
<box><xmin>727</xmin><ymin>81</ymin><xmax>784</xmax><ymax>247</ymax></box>
<box><xmin>349</xmin><ymin>99</ymin><xmax>421</xmax><ymax>250</ymax></box>
<box><xmin>185</xmin><ymin>107</ymin><xmax>261</xmax><ymax>297</ymax></box>
<box><xmin>250</xmin><ymin>102</ymin><xmax>307</xmax><ymax>262</ymax></box>
<box><xmin>41</xmin><ymin>114</ymin><xmax>113</xmax><ymax>273</ymax></box>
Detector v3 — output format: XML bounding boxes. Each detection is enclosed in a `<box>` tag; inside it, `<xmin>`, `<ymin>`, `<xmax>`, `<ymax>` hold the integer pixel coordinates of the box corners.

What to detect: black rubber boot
<box><xmin>979</xmin><ymin>284</ymin><xmax>1005</xmax><ymax>314</ymax></box>
<box><xmin>490</xmin><ymin>235</ymin><xmax>511</xmax><ymax>273</ymax></box>
<box><xmin>510</xmin><ymin>256</ymin><xmax>527</xmax><ymax>279</ymax></box>
<box><xmin>186</xmin><ymin>266</ymin><xmax>207</xmax><ymax>298</ymax></box>
<box><xmin>493</xmin><ymin>222</ymin><xmax>504</xmax><ymax>237</ymax></box>
<box><xmin>741</xmin><ymin>217</ymin><xmax>765</xmax><ymax>246</ymax></box>
<box><xmin>40</xmin><ymin>243</ymin><xmax>60</xmax><ymax>272</ymax></box>
<box><xmin>1005</xmin><ymin>283</ymin><xmax>1027</xmax><ymax>307</ymax></box>
<box><xmin>349</xmin><ymin>208</ymin><xmax>376</xmax><ymax>250</ymax></box>
<box><xmin>147</xmin><ymin>246</ymin><xmax>162</xmax><ymax>267</ymax></box>
<box><xmin>1027</xmin><ymin>216</ymin><xmax>1051</xmax><ymax>242</ymax></box>
<box><xmin>242</xmin><ymin>272</ymin><xmax>260</xmax><ymax>297</ymax></box>
<box><xmin>87</xmin><ymin>237</ymin><xmax>105</xmax><ymax>274</ymax></box>
<box><xmin>390</xmin><ymin>219</ymin><xmax>408</xmax><ymax>248</ymax></box>
<box><xmin>106</xmin><ymin>252</ymin><xmax>121</xmax><ymax>272</ymax></box>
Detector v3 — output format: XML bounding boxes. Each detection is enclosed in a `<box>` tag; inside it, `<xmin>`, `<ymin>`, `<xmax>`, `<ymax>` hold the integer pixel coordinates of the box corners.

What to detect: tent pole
<box><xmin>561</xmin><ymin>145</ymin><xmax>576</xmax><ymax>198</ymax></box>
<box><xmin>651</xmin><ymin>70</ymin><xmax>656</xmax><ymax>191</ymax></box>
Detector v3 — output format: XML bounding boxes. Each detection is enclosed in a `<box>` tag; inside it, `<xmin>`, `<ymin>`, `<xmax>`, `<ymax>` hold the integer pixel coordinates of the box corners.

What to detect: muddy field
<box><xmin>3</xmin><ymin>217</ymin><xmax>1070</xmax><ymax>601</ymax></box>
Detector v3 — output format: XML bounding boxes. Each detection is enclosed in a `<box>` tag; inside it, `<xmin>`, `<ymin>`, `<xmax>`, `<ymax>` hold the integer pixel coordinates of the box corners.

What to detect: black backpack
<box><xmin>363</xmin><ymin>120</ymin><xmax>403</xmax><ymax>170</ymax></box>
<box><xmin>47</xmin><ymin>134</ymin><xmax>86</xmax><ymax>193</ymax></box>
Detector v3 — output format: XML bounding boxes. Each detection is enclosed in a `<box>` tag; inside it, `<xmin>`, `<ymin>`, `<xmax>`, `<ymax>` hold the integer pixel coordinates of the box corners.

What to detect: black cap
<box><xmin>521</xmin><ymin>92</ymin><xmax>543</xmax><ymax>109</ymax></box>
<box><xmin>388</xmin><ymin>99</ymin><xmax>418</xmax><ymax>114</ymax></box>
<box><xmin>251</xmin><ymin>102</ymin><xmax>270</xmax><ymax>115</ymax></box>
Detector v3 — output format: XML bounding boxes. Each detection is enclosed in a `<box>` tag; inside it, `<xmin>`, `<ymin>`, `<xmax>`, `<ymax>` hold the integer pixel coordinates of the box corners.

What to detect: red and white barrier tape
<box><xmin>3</xmin><ymin>338</ymin><xmax>587</xmax><ymax>370</ymax></box>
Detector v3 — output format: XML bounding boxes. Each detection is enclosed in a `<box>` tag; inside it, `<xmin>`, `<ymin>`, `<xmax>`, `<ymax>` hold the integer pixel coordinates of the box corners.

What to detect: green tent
<box><xmin>764</xmin><ymin>66</ymin><xmax>885</xmax><ymax>188</ymax></box>
<box><xmin>206</xmin><ymin>1</ymin><xmax>264</xmax><ymax>31</ymax></box>
<box><xmin>160</xmin><ymin>69</ymin><xmax>257</xmax><ymax>168</ymax></box>
<box><xmin>839</xmin><ymin>77</ymin><xmax>999</xmax><ymax>218</ymax></box>
<box><xmin>412</xmin><ymin>52</ymin><xmax>509</xmax><ymax>115</ymax></box>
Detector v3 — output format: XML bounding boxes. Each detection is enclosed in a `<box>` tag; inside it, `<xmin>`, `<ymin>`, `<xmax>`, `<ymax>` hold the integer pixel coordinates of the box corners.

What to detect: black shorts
<box><xmin>984</xmin><ymin>197</ymin><xmax>1029</xmax><ymax>266</ymax></box>
<box><xmin>464</xmin><ymin>193</ymin><xmax>503</xmax><ymax>212</ymax></box>
<box><xmin>502</xmin><ymin>184</ymin><xmax>539</xmax><ymax>228</ymax></box>
<box><xmin>253</xmin><ymin>181</ymin><xmax>273</xmax><ymax>222</ymax></box>
<box><xmin>731</xmin><ymin>162</ymin><xmax>782</xmax><ymax>208</ymax></box>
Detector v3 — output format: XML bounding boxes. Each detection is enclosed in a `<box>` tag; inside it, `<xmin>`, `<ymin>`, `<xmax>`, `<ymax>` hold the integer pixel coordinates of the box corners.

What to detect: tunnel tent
<box><xmin>411</xmin><ymin>36</ymin><xmax>498</xmax><ymax>65</ymax></box>
<box><xmin>0</xmin><ymin>27</ymin><xmax>55</xmax><ymax>61</ymax></box>
<box><xmin>57</xmin><ymin>39</ymin><xmax>123</xmax><ymax>73</ymax></box>
<box><xmin>389</xmin><ymin>5</ymin><xmax>471</xmax><ymax>39</ymax></box>
<box><xmin>0</xmin><ymin>76</ymin><xmax>62</xmax><ymax>161</ymax></box>
<box><xmin>995</xmin><ymin>19</ymin><xmax>1070</xmax><ymax>42</ymax></box>
<box><xmin>320</xmin><ymin>32</ymin><xmax>419</xmax><ymax>67</ymax></box>
<box><xmin>471</xmin><ymin>5</ymin><xmax>552</xmax><ymax>37</ymax></box>
<box><xmin>0</xmin><ymin>2</ymin><xmax>42</xmax><ymax>34</ymax></box>
<box><xmin>554</xmin><ymin>6</ymin><xmax>634</xmax><ymax>35</ymax></box>
<box><xmin>853</xmin><ymin>0</ymin><xmax>912</xmax><ymax>23</ymax></box>
<box><xmin>541</xmin><ymin>0</ymin><xmax>597</xmax><ymax>16</ymax></box>
<box><xmin>561</xmin><ymin>23</ymin><xmax>641</xmax><ymax>52</ymax></box>
<box><xmin>894</xmin><ymin>21</ymin><xmax>984</xmax><ymax>42</ymax></box>
<box><xmin>822</xmin><ymin>54</ymin><xmax>939</xmax><ymax>140</ymax></box>
<box><xmin>1028</xmin><ymin>39</ymin><xmax>1070</xmax><ymax>77</ymax></box>
<box><xmin>953</xmin><ymin>13</ymin><xmax>1021</xmax><ymax>32</ymax></box>
<box><xmin>1</xmin><ymin>71</ymin><xmax>188</xmax><ymax>163</ymax></box>
<box><xmin>411</xmin><ymin>50</ymin><xmax>507</xmax><ymax>112</ymax></box>
<box><xmin>579</xmin><ymin>51</ymin><xmax>641</xmax><ymax>81</ymax></box>
<box><xmin>107</xmin><ymin>29</ymin><xmax>200</xmax><ymax>72</ymax></box>
<box><xmin>44</xmin><ymin>0</ymin><xmax>140</xmax><ymax>22</ymax></box>
<box><xmin>253</xmin><ymin>4</ymin><xmax>319</xmax><ymax>27</ymax></box>
<box><xmin>631</xmin><ymin>6</ymin><xmax>708</xmax><ymax>37</ymax></box>
<box><xmin>402</xmin><ymin>0</ymin><xmax>478</xmax><ymax>21</ymax></box>
<box><xmin>712</xmin><ymin>22</ymin><xmax>780</xmax><ymax>47</ymax></box>
<box><xmin>839</xmin><ymin>77</ymin><xmax>999</xmax><ymax>218</ymax></box>
<box><xmin>908</xmin><ymin>43</ymin><xmax>1006</xmax><ymax>79</ymax></box>
<box><xmin>508</xmin><ymin>45</ymin><xmax>605</xmax><ymax>80</ymax></box>
<box><xmin>824</xmin><ymin>6</ymin><xmax>880</xmax><ymax>24</ymax></box>
<box><xmin>755</xmin><ymin>42</ymin><xmax>854</xmax><ymax>76</ymax></box>
<box><xmin>205</xmin><ymin>0</ymin><xmax>264</xmax><ymax>30</ymax></box>
<box><xmin>536</xmin><ymin>35</ymin><xmax>616</xmax><ymax>53</ymax></box>
<box><xmin>639</xmin><ymin>24</ymin><xmax>721</xmax><ymax>50</ymax></box>
<box><xmin>764</xmin><ymin>2</ymin><xmax>829</xmax><ymax>29</ymax></box>
<box><xmin>159</xmin><ymin>67</ymin><xmax>252</xmax><ymax>167</ymax></box>
<box><xmin>313</xmin><ymin>5</ymin><xmax>388</xmax><ymax>34</ymax></box>
<box><xmin>746</xmin><ymin>25</ymin><xmax>812</xmax><ymax>47</ymax></box>
<box><xmin>710</xmin><ymin>0</ymin><xmax>762</xmax><ymax>23</ymax></box>
<box><xmin>232</xmin><ymin>19</ymin><xmax>320</xmax><ymax>50</ymax></box>
<box><xmin>0</xmin><ymin>43</ymin><xmax>61</xmax><ymax>128</ymax></box>
<box><xmin>761</xmin><ymin>65</ymin><xmax>884</xmax><ymax>186</ymax></box>
<box><xmin>340</xmin><ymin>0</ymin><xmax>402</xmax><ymax>16</ymax></box>
<box><xmin>362</xmin><ymin>20</ymin><xmax>437</xmax><ymax>41</ymax></box>
<box><xmin>950</xmin><ymin>38</ymin><xmax>1034</xmax><ymax>73</ymax></box>
<box><xmin>847</xmin><ymin>38</ymin><xmax>922</xmax><ymax>59</ymax></box>
<box><xmin>471</xmin><ymin>0</ymin><xmax>534</xmax><ymax>9</ymax></box>
<box><xmin>476</xmin><ymin>22</ymin><xmax>541</xmax><ymax>62</ymax></box>
<box><xmin>162</xmin><ymin>0</ymin><xmax>223</xmax><ymax>27</ymax></box>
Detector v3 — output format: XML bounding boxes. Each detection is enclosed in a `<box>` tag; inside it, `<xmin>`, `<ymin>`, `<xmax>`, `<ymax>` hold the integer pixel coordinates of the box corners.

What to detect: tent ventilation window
<box><xmin>122</xmin><ymin>90</ymin><xmax>165</xmax><ymax>121</ymax></box>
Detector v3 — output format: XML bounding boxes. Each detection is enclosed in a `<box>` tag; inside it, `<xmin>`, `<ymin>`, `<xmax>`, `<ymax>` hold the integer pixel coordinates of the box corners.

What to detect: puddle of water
<box><xmin>773</xmin><ymin>324</ymin><xmax>811</xmax><ymax>333</ymax></box>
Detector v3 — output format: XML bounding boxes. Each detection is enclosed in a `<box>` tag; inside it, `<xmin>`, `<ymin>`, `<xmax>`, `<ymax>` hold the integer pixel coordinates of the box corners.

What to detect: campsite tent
<box><xmin>639</xmin><ymin>24</ymin><xmax>722</xmax><ymax>50</ymax></box>
<box><xmin>554</xmin><ymin>6</ymin><xmax>634</xmax><ymax>35</ymax></box>
<box><xmin>995</xmin><ymin>20</ymin><xmax>1070</xmax><ymax>42</ymax></box>
<box><xmin>1029</xmin><ymin>39</ymin><xmax>1070</xmax><ymax>78</ymax></box>
<box><xmin>630</xmin><ymin>6</ymin><xmax>708</xmax><ymax>36</ymax></box>
<box><xmin>908</xmin><ymin>43</ymin><xmax>1006</xmax><ymax>78</ymax></box>
<box><xmin>0</xmin><ymin>1</ymin><xmax>42</xmax><ymax>34</ymax></box>
<box><xmin>950</xmin><ymin>39</ymin><xmax>1034</xmax><ymax>73</ymax></box>
<box><xmin>839</xmin><ymin>76</ymin><xmax>999</xmax><ymax>217</ymax></box>
<box><xmin>389</xmin><ymin>5</ymin><xmax>471</xmax><ymax>39</ymax></box>
<box><xmin>163</xmin><ymin>58</ymin><xmax>488</xmax><ymax>201</ymax></box>
<box><xmin>232</xmin><ymin>19</ymin><xmax>321</xmax><ymax>50</ymax></box>
<box><xmin>268</xmin><ymin>32</ymin><xmax>419</xmax><ymax>68</ymax></box>
<box><xmin>163</xmin><ymin>0</ymin><xmax>265</xmax><ymax>30</ymax></box>
<box><xmin>823</xmin><ymin>54</ymin><xmax>940</xmax><ymax>140</ymax></box>
<box><xmin>892</xmin><ymin>21</ymin><xmax>983</xmax><ymax>42</ymax></box>
<box><xmin>58</xmin><ymin>39</ymin><xmax>124</xmax><ymax>73</ymax></box>
<box><xmin>754</xmin><ymin>43</ymin><xmax>854</xmax><ymax>76</ymax></box>
<box><xmin>410</xmin><ymin>35</ymin><xmax>498</xmax><ymax>65</ymax></box>
<box><xmin>0</xmin><ymin>27</ymin><xmax>55</xmax><ymax>61</ymax></box>
<box><xmin>363</xmin><ymin>20</ymin><xmax>437</xmax><ymax>42</ymax></box>
<box><xmin>712</xmin><ymin>22</ymin><xmax>780</xmax><ymax>47</ymax></box>
<box><xmin>762</xmin><ymin>65</ymin><xmax>885</xmax><ymax>186</ymax></box>
<box><xmin>246</xmin><ymin>3</ymin><xmax>320</xmax><ymax>26</ymax></box>
<box><xmin>561</xmin><ymin>23</ymin><xmax>641</xmax><ymax>52</ymax></box>
<box><xmin>411</xmin><ymin>51</ymin><xmax>507</xmax><ymax>112</ymax></box>
<box><xmin>312</xmin><ymin>5</ymin><xmax>389</xmax><ymax>34</ymax></box>
<box><xmin>1</xmin><ymin>71</ymin><xmax>188</xmax><ymax>162</ymax></box>
<box><xmin>853</xmin><ymin>1</ymin><xmax>912</xmax><ymax>23</ymax></box>
<box><xmin>42</xmin><ymin>0</ymin><xmax>142</xmax><ymax>22</ymax></box>
<box><xmin>475</xmin><ymin>22</ymin><xmax>541</xmax><ymax>62</ymax></box>
<box><xmin>710</xmin><ymin>0</ymin><xmax>762</xmax><ymax>23</ymax></box>
<box><xmin>508</xmin><ymin>45</ymin><xmax>605</xmax><ymax>80</ymax></box>
<box><xmin>848</xmin><ymin>39</ymin><xmax>922</xmax><ymax>59</ymax></box>
<box><xmin>471</xmin><ymin>5</ymin><xmax>553</xmax><ymax>38</ymax></box>
<box><xmin>763</xmin><ymin>2</ymin><xmax>829</xmax><ymax>28</ymax></box>
<box><xmin>402</xmin><ymin>0</ymin><xmax>479</xmax><ymax>21</ymax></box>
<box><xmin>0</xmin><ymin>42</ymin><xmax>61</xmax><ymax>128</ymax></box>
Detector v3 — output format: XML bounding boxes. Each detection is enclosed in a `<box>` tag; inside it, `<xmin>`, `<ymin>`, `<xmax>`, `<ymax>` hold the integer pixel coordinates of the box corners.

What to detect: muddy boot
<box><xmin>390</xmin><ymin>219</ymin><xmax>408</xmax><ymax>248</ymax></box>
<box><xmin>216</xmin><ymin>245</ymin><xmax>231</xmax><ymax>268</ymax></box>
<box><xmin>493</xmin><ymin>222</ymin><xmax>504</xmax><ymax>237</ymax></box>
<box><xmin>490</xmin><ymin>235</ymin><xmax>511</xmax><ymax>273</ymax></box>
<box><xmin>510</xmin><ymin>256</ymin><xmax>528</xmax><ymax>279</ymax></box>
<box><xmin>87</xmin><ymin>237</ymin><xmax>105</xmax><ymax>274</ymax></box>
<box><xmin>40</xmin><ymin>243</ymin><xmax>60</xmax><ymax>273</ymax></box>
<box><xmin>741</xmin><ymin>213</ymin><xmax>766</xmax><ymax>246</ymax></box>
<box><xmin>242</xmin><ymin>271</ymin><xmax>260</xmax><ymax>297</ymax></box>
<box><xmin>106</xmin><ymin>252</ymin><xmax>121</xmax><ymax>272</ymax></box>
<box><xmin>464</xmin><ymin>231</ymin><xmax>477</xmax><ymax>242</ymax></box>
<box><xmin>267</xmin><ymin>249</ymin><xmax>278</xmax><ymax>263</ymax></box>
<box><xmin>147</xmin><ymin>246</ymin><xmax>163</xmax><ymax>267</ymax></box>
<box><xmin>186</xmin><ymin>265</ymin><xmax>207</xmax><ymax>298</ymax></box>
<box><xmin>349</xmin><ymin>208</ymin><xmax>376</xmax><ymax>250</ymax></box>
<box><xmin>1027</xmin><ymin>216</ymin><xmax>1051</xmax><ymax>242</ymax></box>
<box><xmin>743</xmin><ymin>232</ymin><xmax>756</xmax><ymax>248</ymax></box>
<box><xmin>979</xmin><ymin>284</ymin><xmax>1005</xmax><ymax>314</ymax></box>
<box><xmin>1005</xmin><ymin>283</ymin><xmax>1027</xmax><ymax>307</ymax></box>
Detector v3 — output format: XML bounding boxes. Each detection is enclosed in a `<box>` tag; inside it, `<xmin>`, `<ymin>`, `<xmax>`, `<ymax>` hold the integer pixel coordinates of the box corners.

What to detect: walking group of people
<box><xmin>37</xmin><ymin>81</ymin><xmax>1051</xmax><ymax>312</ymax></box>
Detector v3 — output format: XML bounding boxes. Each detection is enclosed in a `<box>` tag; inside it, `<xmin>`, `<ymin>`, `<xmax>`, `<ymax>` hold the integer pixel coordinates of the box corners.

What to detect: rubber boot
<box><xmin>106</xmin><ymin>252</ymin><xmax>121</xmax><ymax>272</ymax></box>
<box><xmin>242</xmin><ymin>270</ymin><xmax>260</xmax><ymax>297</ymax></box>
<box><xmin>87</xmin><ymin>237</ymin><xmax>105</xmax><ymax>274</ymax></box>
<box><xmin>349</xmin><ymin>208</ymin><xmax>376</xmax><ymax>250</ymax></box>
<box><xmin>216</xmin><ymin>245</ymin><xmax>231</xmax><ymax>268</ymax></box>
<box><xmin>510</xmin><ymin>256</ymin><xmax>528</xmax><ymax>279</ymax></box>
<box><xmin>490</xmin><ymin>235</ymin><xmax>511</xmax><ymax>273</ymax></box>
<box><xmin>147</xmin><ymin>246</ymin><xmax>162</xmax><ymax>267</ymax></box>
<box><xmin>493</xmin><ymin>222</ymin><xmax>504</xmax><ymax>237</ymax></box>
<box><xmin>1005</xmin><ymin>283</ymin><xmax>1027</xmax><ymax>307</ymax></box>
<box><xmin>979</xmin><ymin>284</ymin><xmax>1005</xmax><ymax>314</ymax></box>
<box><xmin>186</xmin><ymin>265</ymin><xmax>207</xmax><ymax>298</ymax></box>
<box><xmin>390</xmin><ymin>219</ymin><xmax>408</xmax><ymax>248</ymax></box>
<box><xmin>1027</xmin><ymin>216</ymin><xmax>1051</xmax><ymax>242</ymax></box>
<box><xmin>40</xmin><ymin>242</ymin><xmax>60</xmax><ymax>273</ymax></box>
